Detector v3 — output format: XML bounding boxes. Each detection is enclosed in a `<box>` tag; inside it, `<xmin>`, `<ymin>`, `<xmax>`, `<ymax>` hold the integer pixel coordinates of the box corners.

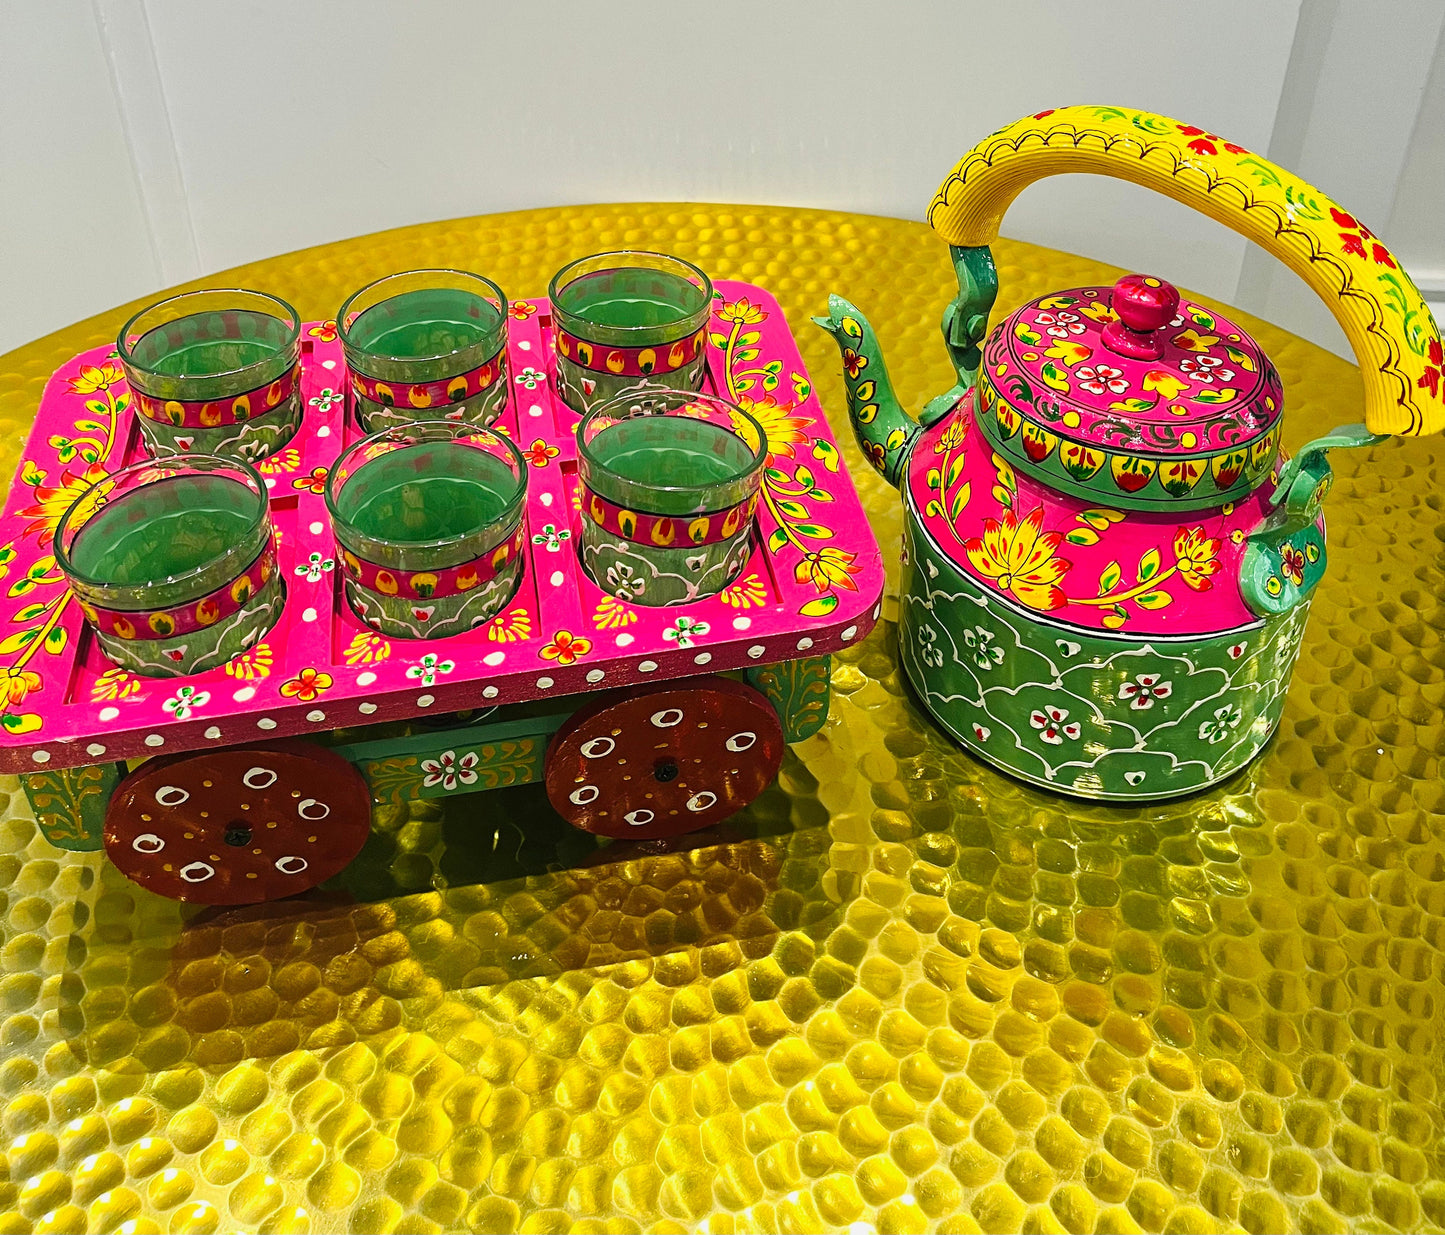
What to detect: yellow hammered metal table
<box><xmin>0</xmin><ymin>205</ymin><xmax>1439</xmax><ymax>1235</ymax></box>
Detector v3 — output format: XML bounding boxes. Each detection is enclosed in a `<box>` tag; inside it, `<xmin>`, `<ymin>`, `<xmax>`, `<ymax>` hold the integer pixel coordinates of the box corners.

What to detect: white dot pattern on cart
<box><xmin>581</xmin><ymin>737</ymin><xmax>616</xmax><ymax>759</ymax></box>
<box><xmin>180</xmin><ymin>862</ymin><xmax>214</xmax><ymax>883</ymax></box>
<box><xmin>87</xmin><ymin>744</ymin><xmax>106</xmax><ymax>757</ymax></box>
<box><xmin>570</xmin><ymin>785</ymin><xmax>599</xmax><ymax>805</ymax></box>
<box><xmin>275</xmin><ymin>856</ymin><xmax>308</xmax><ymax>875</ymax></box>
<box><xmin>155</xmin><ymin>786</ymin><xmax>189</xmax><ymax>807</ymax></box>
<box><xmin>297</xmin><ymin>799</ymin><xmax>329</xmax><ymax>821</ymax></box>
<box><xmin>244</xmin><ymin>768</ymin><xmax>278</xmax><ymax>790</ymax></box>
<box><xmin>650</xmin><ymin>709</ymin><xmax>684</xmax><ymax>729</ymax></box>
<box><xmin>726</xmin><ymin>732</ymin><xmax>757</xmax><ymax>752</ymax></box>
<box><xmin>132</xmin><ymin>834</ymin><xmax>164</xmax><ymax>854</ymax></box>
<box><xmin>145</xmin><ymin>735</ymin><xmax>164</xmax><ymax>747</ymax></box>
<box><xmin>625</xmin><ymin>810</ymin><xmax>654</xmax><ymax>826</ymax></box>
<box><xmin>687</xmin><ymin>792</ymin><xmax>718</xmax><ymax>812</ymax></box>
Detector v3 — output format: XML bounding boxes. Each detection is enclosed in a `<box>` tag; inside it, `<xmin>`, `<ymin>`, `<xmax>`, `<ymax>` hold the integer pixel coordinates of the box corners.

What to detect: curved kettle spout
<box><xmin>811</xmin><ymin>295</ymin><xmax>921</xmax><ymax>489</ymax></box>
<box><xmin>814</xmin><ymin>247</ymin><xmax>998</xmax><ymax>490</ymax></box>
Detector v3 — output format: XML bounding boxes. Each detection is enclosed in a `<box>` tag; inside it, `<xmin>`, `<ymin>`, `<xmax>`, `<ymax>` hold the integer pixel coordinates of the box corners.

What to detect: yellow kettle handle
<box><xmin>928</xmin><ymin>105</ymin><xmax>1444</xmax><ymax>437</ymax></box>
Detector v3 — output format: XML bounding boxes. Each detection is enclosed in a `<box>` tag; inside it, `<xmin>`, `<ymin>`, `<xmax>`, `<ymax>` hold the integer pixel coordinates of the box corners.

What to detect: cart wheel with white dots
<box><xmin>544</xmin><ymin>677</ymin><xmax>785</xmax><ymax>840</ymax></box>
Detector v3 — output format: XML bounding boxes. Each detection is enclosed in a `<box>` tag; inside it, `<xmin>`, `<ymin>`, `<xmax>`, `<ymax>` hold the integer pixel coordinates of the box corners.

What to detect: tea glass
<box><xmin>549</xmin><ymin>251</ymin><xmax>712</xmax><ymax>413</ymax></box>
<box><xmin>117</xmin><ymin>290</ymin><xmax>302</xmax><ymax>463</ymax></box>
<box><xmin>55</xmin><ymin>455</ymin><xmax>284</xmax><ymax>677</ymax></box>
<box><xmin>577</xmin><ymin>389</ymin><xmax>765</xmax><ymax>606</ymax></box>
<box><xmin>338</xmin><ymin>270</ymin><xmax>509</xmax><ymax>435</ymax></box>
<box><xmin>326</xmin><ymin>421</ymin><xmax>527</xmax><ymax>639</ymax></box>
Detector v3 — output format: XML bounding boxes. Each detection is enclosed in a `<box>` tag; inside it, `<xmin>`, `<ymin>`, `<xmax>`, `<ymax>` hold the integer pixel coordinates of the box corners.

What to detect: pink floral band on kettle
<box><xmin>77</xmin><ymin>541</ymin><xmax>278</xmax><ymax>640</ymax></box>
<box><xmin>348</xmin><ymin>346</ymin><xmax>505</xmax><ymax>410</ymax></box>
<box><xmin>133</xmin><ymin>364</ymin><xmax>300</xmax><ymax>429</ymax></box>
<box><xmin>338</xmin><ymin>525</ymin><xmax>525</xmax><ymax>601</ymax></box>
<box><xmin>583</xmin><ymin>488</ymin><xmax>758</xmax><ymax>547</ymax></box>
<box><xmin>555</xmin><ymin>327</ymin><xmax>706</xmax><ymax>377</ymax></box>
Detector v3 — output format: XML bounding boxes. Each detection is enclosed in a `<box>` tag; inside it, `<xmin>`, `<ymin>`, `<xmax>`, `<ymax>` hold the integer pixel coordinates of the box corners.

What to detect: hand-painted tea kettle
<box><xmin>816</xmin><ymin>106</ymin><xmax>1444</xmax><ymax>800</ymax></box>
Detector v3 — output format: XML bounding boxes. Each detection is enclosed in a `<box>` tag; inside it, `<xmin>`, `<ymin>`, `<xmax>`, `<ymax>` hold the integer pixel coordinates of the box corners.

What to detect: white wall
<box><xmin>3</xmin><ymin>0</ymin><xmax>1442</xmax><ymax>360</ymax></box>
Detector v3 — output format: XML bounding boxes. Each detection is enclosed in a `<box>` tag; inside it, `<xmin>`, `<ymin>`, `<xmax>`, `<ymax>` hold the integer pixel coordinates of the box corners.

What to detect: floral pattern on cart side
<box><xmin>713</xmin><ymin>295</ymin><xmax>859</xmax><ymax>618</ymax></box>
<box><xmin>0</xmin><ymin>359</ymin><xmax>129</xmax><ymax>733</ymax></box>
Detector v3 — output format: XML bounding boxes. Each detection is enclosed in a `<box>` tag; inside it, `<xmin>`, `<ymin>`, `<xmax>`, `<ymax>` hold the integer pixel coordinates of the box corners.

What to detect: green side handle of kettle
<box><xmin>1239</xmin><ymin>423</ymin><xmax>1387</xmax><ymax>616</ymax></box>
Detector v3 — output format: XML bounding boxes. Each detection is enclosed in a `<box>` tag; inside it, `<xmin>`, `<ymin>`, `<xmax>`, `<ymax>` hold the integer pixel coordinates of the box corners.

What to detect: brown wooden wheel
<box><xmin>545</xmin><ymin>676</ymin><xmax>784</xmax><ymax>840</ymax></box>
<box><xmin>103</xmin><ymin>739</ymin><xmax>372</xmax><ymax>905</ymax></box>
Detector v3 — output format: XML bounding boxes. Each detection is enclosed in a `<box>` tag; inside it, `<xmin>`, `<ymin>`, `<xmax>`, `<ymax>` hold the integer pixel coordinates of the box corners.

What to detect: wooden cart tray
<box><xmin>0</xmin><ymin>281</ymin><xmax>884</xmax><ymax>773</ymax></box>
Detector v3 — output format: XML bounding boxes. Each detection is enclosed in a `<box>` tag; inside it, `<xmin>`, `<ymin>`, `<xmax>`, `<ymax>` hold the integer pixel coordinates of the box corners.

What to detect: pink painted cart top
<box><xmin>0</xmin><ymin>282</ymin><xmax>884</xmax><ymax>773</ymax></box>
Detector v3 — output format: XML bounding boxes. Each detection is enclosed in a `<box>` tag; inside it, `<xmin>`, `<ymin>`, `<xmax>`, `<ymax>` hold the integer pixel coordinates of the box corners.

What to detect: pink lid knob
<box><xmin>1102</xmin><ymin>274</ymin><xmax>1180</xmax><ymax>360</ymax></box>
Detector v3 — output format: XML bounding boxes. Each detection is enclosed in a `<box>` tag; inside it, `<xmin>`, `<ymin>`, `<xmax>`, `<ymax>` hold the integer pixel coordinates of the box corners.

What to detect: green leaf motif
<box><xmin>1236</xmin><ymin>157</ymin><xmax>1283</xmax><ymax>189</ymax></box>
<box><xmin>1078</xmin><ymin>508</ymin><xmax>1125</xmax><ymax>530</ymax></box>
<box><xmin>925</xmin><ymin>499</ymin><xmax>944</xmax><ymax>519</ymax></box>
<box><xmin>761</xmin><ymin>374</ymin><xmax>779</xmax><ymax>392</ymax></box>
<box><xmin>708</xmin><ymin>332</ymin><xmax>731</xmax><ymax>350</ymax></box>
<box><xmin>12</xmin><ymin>603</ymin><xmax>47</xmax><ymax>624</ymax></box>
<box><xmin>766</xmin><ymin>527</ymin><xmax>789</xmax><ymax>554</ymax></box>
<box><xmin>791</xmin><ymin>374</ymin><xmax>812</xmax><ymax>400</ymax></box>
<box><xmin>793</xmin><ymin>523</ymin><xmax>833</xmax><ymax>540</ymax></box>
<box><xmin>776</xmin><ymin>498</ymin><xmax>808</xmax><ymax>519</ymax></box>
<box><xmin>7</xmin><ymin>578</ymin><xmax>35</xmax><ymax>599</ymax></box>
<box><xmin>948</xmin><ymin>482</ymin><xmax>970</xmax><ymax>522</ymax></box>
<box><xmin>1064</xmin><ymin>528</ymin><xmax>1099</xmax><ymax>546</ymax></box>
<box><xmin>765</xmin><ymin>466</ymin><xmax>791</xmax><ymax>485</ymax></box>
<box><xmin>1136</xmin><ymin>590</ymin><xmax>1173</xmax><ymax>610</ymax></box>
<box><xmin>794</xmin><ymin>466</ymin><xmax>816</xmax><ymax>491</ymax></box>
<box><xmin>1097</xmin><ymin>561</ymin><xmax>1122</xmax><ymax>596</ymax></box>
<box><xmin>800</xmin><ymin>594</ymin><xmax>838</xmax><ymax>617</ymax></box>
<box><xmin>926</xmin><ymin>468</ymin><xmax>942</xmax><ymax>489</ymax></box>
<box><xmin>44</xmin><ymin>626</ymin><xmax>66</xmax><ymax>654</ymax></box>
<box><xmin>945</xmin><ymin>455</ymin><xmax>966</xmax><ymax>488</ymax></box>
<box><xmin>811</xmin><ymin>439</ymin><xmax>839</xmax><ymax>472</ymax></box>
<box><xmin>1189</xmin><ymin>308</ymin><xmax>1217</xmax><ymax>332</ymax></box>
<box><xmin>1137</xmin><ymin>549</ymin><xmax>1161</xmax><ymax>583</ymax></box>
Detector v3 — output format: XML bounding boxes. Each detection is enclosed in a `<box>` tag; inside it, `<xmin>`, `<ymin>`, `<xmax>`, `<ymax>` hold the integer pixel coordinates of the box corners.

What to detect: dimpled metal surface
<box><xmin>0</xmin><ymin>205</ymin><xmax>1439</xmax><ymax>1235</ymax></box>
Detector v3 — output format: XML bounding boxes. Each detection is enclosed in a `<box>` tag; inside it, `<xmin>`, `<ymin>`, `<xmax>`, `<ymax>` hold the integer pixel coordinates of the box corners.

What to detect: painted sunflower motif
<box><xmin>964</xmin><ymin>506</ymin><xmax>1071</xmax><ymax>611</ymax></box>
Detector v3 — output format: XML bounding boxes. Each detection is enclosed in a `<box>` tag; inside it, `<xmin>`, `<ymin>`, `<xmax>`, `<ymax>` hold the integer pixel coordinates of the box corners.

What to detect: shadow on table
<box><xmin>72</xmin><ymin>747</ymin><xmax>838</xmax><ymax>1071</ymax></box>
<box><xmin>68</xmin><ymin>620</ymin><xmax>1276</xmax><ymax>1076</ymax></box>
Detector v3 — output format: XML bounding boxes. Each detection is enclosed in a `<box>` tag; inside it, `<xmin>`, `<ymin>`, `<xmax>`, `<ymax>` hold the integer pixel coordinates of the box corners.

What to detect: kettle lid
<box><xmin>978</xmin><ymin>274</ymin><xmax>1282</xmax><ymax>509</ymax></box>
